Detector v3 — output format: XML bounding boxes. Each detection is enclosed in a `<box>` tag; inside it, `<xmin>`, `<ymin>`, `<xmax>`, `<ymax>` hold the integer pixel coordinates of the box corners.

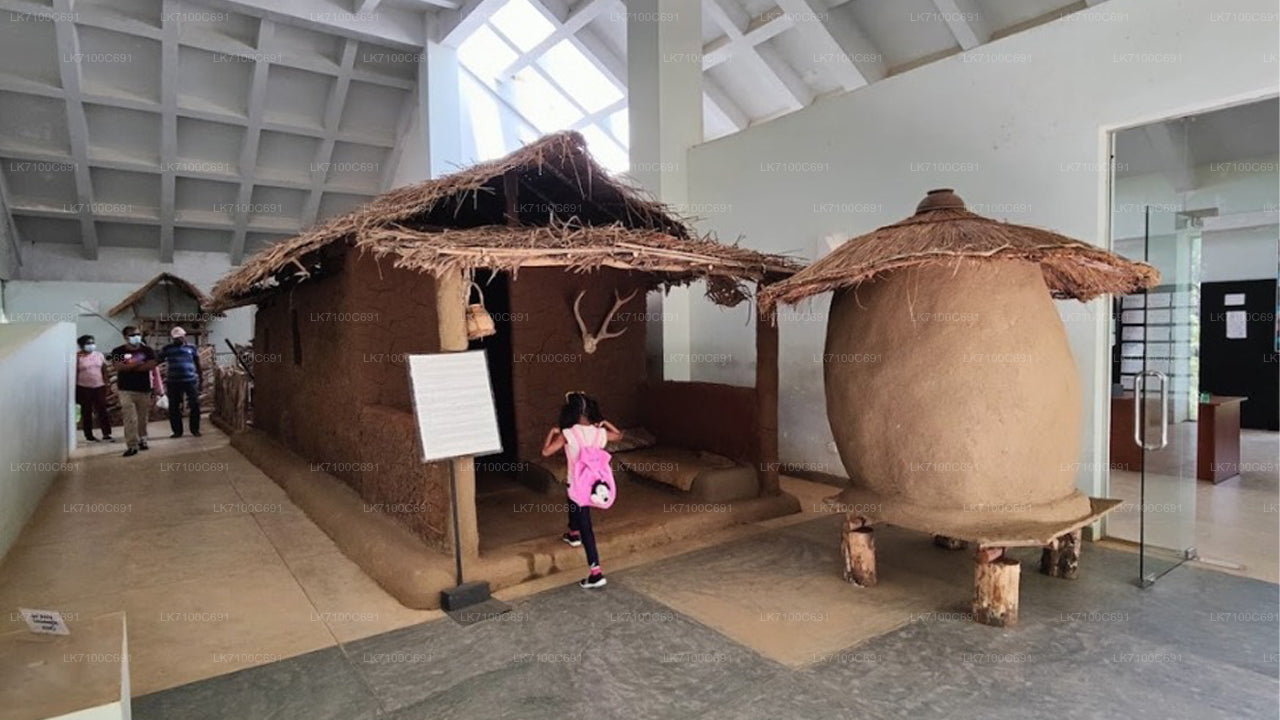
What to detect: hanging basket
<box><xmin>466</xmin><ymin>282</ymin><xmax>496</xmax><ymax>340</ymax></box>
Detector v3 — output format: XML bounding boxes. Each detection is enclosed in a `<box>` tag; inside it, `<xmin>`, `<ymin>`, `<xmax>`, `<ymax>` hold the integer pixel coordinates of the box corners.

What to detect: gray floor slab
<box><xmin>132</xmin><ymin>646</ymin><xmax>382</xmax><ymax>720</ymax></box>
<box><xmin>131</xmin><ymin>517</ymin><xmax>1280</xmax><ymax>720</ymax></box>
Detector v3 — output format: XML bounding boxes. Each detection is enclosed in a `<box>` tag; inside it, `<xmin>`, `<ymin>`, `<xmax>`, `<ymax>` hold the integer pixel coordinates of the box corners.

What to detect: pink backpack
<box><xmin>567</xmin><ymin>426</ymin><xmax>616</xmax><ymax>509</ymax></box>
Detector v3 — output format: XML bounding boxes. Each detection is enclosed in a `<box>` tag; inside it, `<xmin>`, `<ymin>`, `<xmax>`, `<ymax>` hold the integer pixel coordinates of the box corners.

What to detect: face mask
<box><xmin>127</xmin><ymin>335</ymin><xmax>142</xmax><ymax>345</ymax></box>
<box><xmin>82</xmin><ymin>343</ymin><xmax>96</xmax><ymax>353</ymax></box>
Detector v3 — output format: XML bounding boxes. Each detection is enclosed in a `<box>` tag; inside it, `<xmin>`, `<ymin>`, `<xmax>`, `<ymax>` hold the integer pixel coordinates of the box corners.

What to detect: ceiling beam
<box><xmin>198</xmin><ymin>0</ymin><xmax>425</xmax><ymax>50</ymax></box>
<box><xmin>502</xmin><ymin>0</ymin><xmax>616</xmax><ymax>77</ymax></box>
<box><xmin>0</xmin><ymin>164</ymin><xmax>24</xmax><ymax>269</ymax></box>
<box><xmin>303</xmin><ymin>38</ymin><xmax>359</xmax><ymax>229</ymax></box>
<box><xmin>159</xmin><ymin>0</ymin><xmax>179</xmax><ymax>263</ymax></box>
<box><xmin>230</xmin><ymin>19</ymin><xmax>275</xmax><ymax>264</ymax></box>
<box><xmin>436</xmin><ymin>0</ymin><xmax>508</xmax><ymax>45</ymax></box>
<box><xmin>705</xmin><ymin>0</ymin><xmax>807</xmax><ymax>111</ymax></box>
<box><xmin>701</xmin><ymin>4</ymin><xmax>793</xmax><ymax>70</ymax></box>
<box><xmin>51</xmin><ymin>0</ymin><xmax>99</xmax><ymax>260</ymax></box>
<box><xmin>931</xmin><ymin>0</ymin><xmax>986</xmax><ymax>51</ymax></box>
<box><xmin>775</xmin><ymin>0</ymin><xmax>867</xmax><ymax>91</ymax></box>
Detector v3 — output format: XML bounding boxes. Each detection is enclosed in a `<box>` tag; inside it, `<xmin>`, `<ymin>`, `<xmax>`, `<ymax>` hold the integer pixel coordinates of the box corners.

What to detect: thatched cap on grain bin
<box><xmin>759</xmin><ymin>188</ymin><xmax>1159</xmax><ymax>311</ymax></box>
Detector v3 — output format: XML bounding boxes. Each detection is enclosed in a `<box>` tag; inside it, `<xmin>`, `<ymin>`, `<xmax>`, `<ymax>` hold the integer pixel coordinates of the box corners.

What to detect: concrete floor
<box><xmin>132</xmin><ymin>516</ymin><xmax>1280</xmax><ymax>720</ymax></box>
<box><xmin>1107</xmin><ymin>428</ymin><xmax>1279</xmax><ymax>583</ymax></box>
<box><xmin>7</xmin><ymin>423</ymin><xmax>1279</xmax><ymax>718</ymax></box>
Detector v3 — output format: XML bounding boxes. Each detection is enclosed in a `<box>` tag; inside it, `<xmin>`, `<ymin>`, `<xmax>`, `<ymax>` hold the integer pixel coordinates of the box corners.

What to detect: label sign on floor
<box><xmin>20</xmin><ymin>608</ymin><xmax>70</xmax><ymax>635</ymax></box>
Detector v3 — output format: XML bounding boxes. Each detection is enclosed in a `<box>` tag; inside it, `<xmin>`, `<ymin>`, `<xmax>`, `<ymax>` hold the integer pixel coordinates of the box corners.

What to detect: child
<box><xmin>541</xmin><ymin>392</ymin><xmax>622</xmax><ymax>589</ymax></box>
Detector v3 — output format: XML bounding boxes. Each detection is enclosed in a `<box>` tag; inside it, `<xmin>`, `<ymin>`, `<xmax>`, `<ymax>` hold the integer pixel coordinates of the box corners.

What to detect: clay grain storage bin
<box><xmin>762</xmin><ymin>189</ymin><xmax>1160</xmax><ymax>541</ymax></box>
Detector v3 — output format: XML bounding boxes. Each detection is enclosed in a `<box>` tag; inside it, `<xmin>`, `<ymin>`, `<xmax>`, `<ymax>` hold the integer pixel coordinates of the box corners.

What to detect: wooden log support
<box><xmin>933</xmin><ymin>534</ymin><xmax>968</xmax><ymax>550</ymax></box>
<box><xmin>841</xmin><ymin>515</ymin><xmax>877</xmax><ymax>587</ymax></box>
<box><xmin>755</xmin><ymin>301</ymin><xmax>780</xmax><ymax>496</ymax></box>
<box><xmin>1039</xmin><ymin>529</ymin><xmax>1081</xmax><ymax>580</ymax></box>
<box><xmin>973</xmin><ymin>547</ymin><xmax>1019</xmax><ymax>627</ymax></box>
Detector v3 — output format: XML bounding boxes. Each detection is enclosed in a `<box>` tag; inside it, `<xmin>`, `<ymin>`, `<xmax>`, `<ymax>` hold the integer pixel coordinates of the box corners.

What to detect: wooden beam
<box><xmin>503</xmin><ymin>169</ymin><xmax>519</xmax><ymax>226</ymax></box>
<box><xmin>756</xmin><ymin>302</ymin><xmax>779</xmax><ymax>496</ymax></box>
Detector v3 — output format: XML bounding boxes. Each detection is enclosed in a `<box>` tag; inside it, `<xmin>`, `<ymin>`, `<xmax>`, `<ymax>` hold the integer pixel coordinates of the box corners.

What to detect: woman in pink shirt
<box><xmin>75</xmin><ymin>335</ymin><xmax>113</xmax><ymax>442</ymax></box>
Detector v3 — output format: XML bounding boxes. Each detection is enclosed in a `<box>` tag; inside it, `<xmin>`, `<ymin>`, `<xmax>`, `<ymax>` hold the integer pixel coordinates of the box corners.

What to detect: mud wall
<box><xmin>252</xmin><ymin>251</ymin><xmax>449</xmax><ymax>549</ymax></box>
<box><xmin>642</xmin><ymin>381</ymin><xmax>759</xmax><ymax>464</ymax></box>
<box><xmin>507</xmin><ymin>268</ymin><xmax>650</xmax><ymax>459</ymax></box>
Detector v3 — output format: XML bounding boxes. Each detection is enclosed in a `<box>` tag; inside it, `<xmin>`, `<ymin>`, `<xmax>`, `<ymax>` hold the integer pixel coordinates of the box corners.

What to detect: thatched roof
<box><xmin>760</xmin><ymin>189</ymin><xmax>1159</xmax><ymax>311</ymax></box>
<box><xmin>108</xmin><ymin>272</ymin><xmax>219</xmax><ymax>317</ymax></box>
<box><xmin>210</xmin><ymin>131</ymin><xmax>798</xmax><ymax>311</ymax></box>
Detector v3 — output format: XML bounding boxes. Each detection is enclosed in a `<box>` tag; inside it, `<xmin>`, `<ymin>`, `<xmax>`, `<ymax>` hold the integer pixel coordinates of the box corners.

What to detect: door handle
<box><xmin>1133</xmin><ymin>370</ymin><xmax>1169</xmax><ymax>451</ymax></box>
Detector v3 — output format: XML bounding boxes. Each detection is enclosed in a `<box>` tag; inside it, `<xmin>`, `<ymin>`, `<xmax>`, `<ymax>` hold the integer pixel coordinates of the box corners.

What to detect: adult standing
<box><xmin>109</xmin><ymin>326</ymin><xmax>157</xmax><ymax>457</ymax></box>
<box><xmin>160</xmin><ymin>326</ymin><xmax>202</xmax><ymax>438</ymax></box>
<box><xmin>74</xmin><ymin>335</ymin><xmax>113</xmax><ymax>443</ymax></box>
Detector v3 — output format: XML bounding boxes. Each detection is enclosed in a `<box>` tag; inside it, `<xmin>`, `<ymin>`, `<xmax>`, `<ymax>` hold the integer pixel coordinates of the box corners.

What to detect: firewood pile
<box><xmin>212</xmin><ymin>364</ymin><xmax>251</xmax><ymax>432</ymax></box>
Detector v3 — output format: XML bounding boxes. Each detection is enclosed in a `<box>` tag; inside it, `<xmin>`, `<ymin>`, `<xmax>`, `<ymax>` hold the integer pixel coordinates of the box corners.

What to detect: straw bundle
<box><xmin>760</xmin><ymin>189</ymin><xmax>1159</xmax><ymax>311</ymax></box>
<box><xmin>210</xmin><ymin>131</ymin><xmax>798</xmax><ymax>311</ymax></box>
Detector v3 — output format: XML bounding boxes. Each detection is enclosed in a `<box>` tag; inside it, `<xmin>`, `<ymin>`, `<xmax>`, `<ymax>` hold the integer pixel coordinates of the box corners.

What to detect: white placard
<box><xmin>406</xmin><ymin>351</ymin><xmax>503</xmax><ymax>462</ymax></box>
<box><xmin>1146</xmin><ymin>309</ymin><xmax>1173</xmax><ymax>325</ymax></box>
<box><xmin>1226</xmin><ymin>310</ymin><xmax>1248</xmax><ymax>339</ymax></box>
<box><xmin>1122</xmin><ymin>295</ymin><xmax>1146</xmax><ymax>309</ymax></box>
<box><xmin>20</xmin><ymin>608</ymin><xmax>70</xmax><ymax>635</ymax></box>
<box><xmin>1224</xmin><ymin>293</ymin><xmax>1246</xmax><ymax>306</ymax></box>
<box><xmin>1148</xmin><ymin>292</ymin><xmax>1172</xmax><ymax>308</ymax></box>
<box><xmin>1121</xmin><ymin>326</ymin><xmax>1145</xmax><ymax>341</ymax></box>
<box><xmin>1121</xmin><ymin>309</ymin><xmax>1146</xmax><ymax>324</ymax></box>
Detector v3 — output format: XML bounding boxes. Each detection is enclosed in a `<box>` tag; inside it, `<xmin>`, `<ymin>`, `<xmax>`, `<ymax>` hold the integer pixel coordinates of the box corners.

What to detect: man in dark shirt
<box><xmin>109</xmin><ymin>326</ymin><xmax>158</xmax><ymax>457</ymax></box>
<box><xmin>159</xmin><ymin>326</ymin><xmax>202</xmax><ymax>438</ymax></box>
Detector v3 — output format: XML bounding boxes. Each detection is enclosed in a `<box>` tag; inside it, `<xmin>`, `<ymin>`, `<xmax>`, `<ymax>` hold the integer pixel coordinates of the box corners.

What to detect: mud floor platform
<box><xmin>133</xmin><ymin>515</ymin><xmax>1279</xmax><ymax>720</ymax></box>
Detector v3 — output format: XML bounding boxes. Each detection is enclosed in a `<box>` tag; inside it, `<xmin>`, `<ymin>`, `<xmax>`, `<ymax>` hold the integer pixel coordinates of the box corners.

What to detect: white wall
<box><xmin>685</xmin><ymin>0</ymin><xmax>1279</xmax><ymax>495</ymax></box>
<box><xmin>3</xmin><ymin>244</ymin><xmax>254</xmax><ymax>359</ymax></box>
<box><xmin>0</xmin><ymin>322</ymin><xmax>74</xmax><ymax>561</ymax></box>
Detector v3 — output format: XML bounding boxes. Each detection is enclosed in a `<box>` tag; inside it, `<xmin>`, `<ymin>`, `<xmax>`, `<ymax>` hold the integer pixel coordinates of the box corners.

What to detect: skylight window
<box><xmin>489</xmin><ymin>0</ymin><xmax>555</xmax><ymax>53</ymax></box>
<box><xmin>509</xmin><ymin>67</ymin><xmax>583</xmax><ymax>131</ymax></box>
<box><xmin>536</xmin><ymin>40</ymin><xmax>622</xmax><ymax>113</ymax></box>
<box><xmin>580</xmin><ymin>125</ymin><xmax>629</xmax><ymax>174</ymax></box>
<box><xmin>457</xmin><ymin>24</ymin><xmax>518</xmax><ymax>85</ymax></box>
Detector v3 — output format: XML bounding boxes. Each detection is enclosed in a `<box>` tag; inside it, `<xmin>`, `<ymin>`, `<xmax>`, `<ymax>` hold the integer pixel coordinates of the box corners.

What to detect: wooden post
<box><xmin>933</xmin><ymin>534</ymin><xmax>968</xmax><ymax>550</ymax></box>
<box><xmin>436</xmin><ymin>269</ymin><xmax>480</xmax><ymax>568</ymax></box>
<box><xmin>973</xmin><ymin>547</ymin><xmax>1019</xmax><ymax>627</ymax></box>
<box><xmin>1039</xmin><ymin>529</ymin><xmax>1081</xmax><ymax>580</ymax></box>
<box><xmin>503</xmin><ymin>170</ymin><xmax>520</xmax><ymax>227</ymax></box>
<box><xmin>755</xmin><ymin>301</ymin><xmax>779</xmax><ymax>496</ymax></box>
<box><xmin>841</xmin><ymin>514</ymin><xmax>877</xmax><ymax>587</ymax></box>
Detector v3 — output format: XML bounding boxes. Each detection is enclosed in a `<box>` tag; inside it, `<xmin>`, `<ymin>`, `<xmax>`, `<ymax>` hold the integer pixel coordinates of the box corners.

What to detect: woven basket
<box><xmin>466</xmin><ymin>282</ymin><xmax>496</xmax><ymax>340</ymax></box>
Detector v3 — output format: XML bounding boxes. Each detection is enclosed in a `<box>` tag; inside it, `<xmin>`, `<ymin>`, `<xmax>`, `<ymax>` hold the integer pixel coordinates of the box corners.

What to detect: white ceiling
<box><xmin>0</xmin><ymin>0</ymin><xmax>1116</xmax><ymax>264</ymax></box>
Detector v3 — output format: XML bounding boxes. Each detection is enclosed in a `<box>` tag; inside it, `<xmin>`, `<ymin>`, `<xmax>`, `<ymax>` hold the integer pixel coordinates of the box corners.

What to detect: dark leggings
<box><xmin>76</xmin><ymin>385</ymin><xmax>111</xmax><ymax>438</ymax></box>
<box><xmin>567</xmin><ymin>500</ymin><xmax>600</xmax><ymax>569</ymax></box>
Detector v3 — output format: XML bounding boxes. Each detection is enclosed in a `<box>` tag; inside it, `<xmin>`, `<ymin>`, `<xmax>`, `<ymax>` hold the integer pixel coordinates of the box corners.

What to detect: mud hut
<box><xmin>209</xmin><ymin>131</ymin><xmax>799</xmax><ymax>574</ymax></box>
<box><xmin>761</xmin><ymin>188</ymin><xmax>1158</xmax><ymax>626</ymax></box>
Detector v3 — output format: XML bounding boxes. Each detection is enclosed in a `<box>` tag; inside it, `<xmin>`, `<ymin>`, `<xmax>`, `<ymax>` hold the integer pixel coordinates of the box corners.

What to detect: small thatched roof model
<box><xmin>109</xmin><ymin>272</ymin><xmax>219</xmax><ymax>317</ymax></box>
<box><xmin>760</xmin><ymin>189</ymin><xmax>1159</xmax><ymax>311</ymax></box>
<box><xmin>210</xmin><ymin>131</ymin><xmax>799</xmax><ymax>311</ymax></box>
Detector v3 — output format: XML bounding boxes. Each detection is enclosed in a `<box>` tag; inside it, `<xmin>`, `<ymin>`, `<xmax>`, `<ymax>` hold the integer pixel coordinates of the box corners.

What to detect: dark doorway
<box><xmin>470</xmin><ymin>273</ymin><xmax>519</xmax><ymax>470</ymax></box>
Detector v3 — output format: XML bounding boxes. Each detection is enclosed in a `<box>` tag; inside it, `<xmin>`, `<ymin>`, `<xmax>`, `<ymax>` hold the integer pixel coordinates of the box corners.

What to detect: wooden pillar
<box><xmin>755</xmin><ymin>301</ymin><xmax>779</xmax><ymax>496</ymax></box>
<box><xmin>436</xmin><ymin>269</ymin><xmax>480</xmax><ymax>567</ymax></box>
<box><xmin>1039</xmin><ymin>529</ymin><xmax>1081</xmax><ymax>580</ymax></box>
<box><xmin>841</xmin><ymin>514</ymin><xmax>877</xmax><ymax>587</ymax></box>
<box><xmin>933</xmin><ymin>534</ymin><xmax>968</xmax><ymax>550</ymax></box>
<box><xmin>503</xmin><ymin>170</ymin><xmax>520</xmax><ymax>227</ymax></box>
<box><xmin>973</xmin><ymin>547</ymin><xmax>1019</xmax><ymax>627</ymax></box>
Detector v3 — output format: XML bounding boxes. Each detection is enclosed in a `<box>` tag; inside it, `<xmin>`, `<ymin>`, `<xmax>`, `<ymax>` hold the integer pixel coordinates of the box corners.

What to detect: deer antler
<box><xmin>573</xmin><ymin>289</ymin><xmax>638</xmax><ymax>354</ymax></box>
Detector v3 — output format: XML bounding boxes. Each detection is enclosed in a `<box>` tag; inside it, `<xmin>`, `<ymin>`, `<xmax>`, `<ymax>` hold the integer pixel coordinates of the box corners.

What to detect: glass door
<box><xmin>1133</xmin><ymin>206</ymin><xmax>1201</xmax><ymax>585</ymax></box>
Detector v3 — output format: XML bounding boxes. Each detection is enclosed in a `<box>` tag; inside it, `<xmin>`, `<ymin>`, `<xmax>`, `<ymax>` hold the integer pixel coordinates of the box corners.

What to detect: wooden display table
<box><xmin>1108</xmin><ymin>394</ymin><xmax>1247</xmax><ymax>483</ymax></box>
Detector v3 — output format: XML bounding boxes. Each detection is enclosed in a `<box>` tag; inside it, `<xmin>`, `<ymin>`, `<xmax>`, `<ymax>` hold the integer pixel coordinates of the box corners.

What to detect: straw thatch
<box><xmin>109</xmin><ymin>272</ymin><xmax>219</xmax><ymax>316</ymax></box>
<box><xmin>210</xmin><ymin>131</ymin><xmax>798</xmax><ymax>311</ymax></box>
<box><xmin>760</xmin><ymin>189</ymin><xmax>1159</xmax><ymax>311</ymax></box>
